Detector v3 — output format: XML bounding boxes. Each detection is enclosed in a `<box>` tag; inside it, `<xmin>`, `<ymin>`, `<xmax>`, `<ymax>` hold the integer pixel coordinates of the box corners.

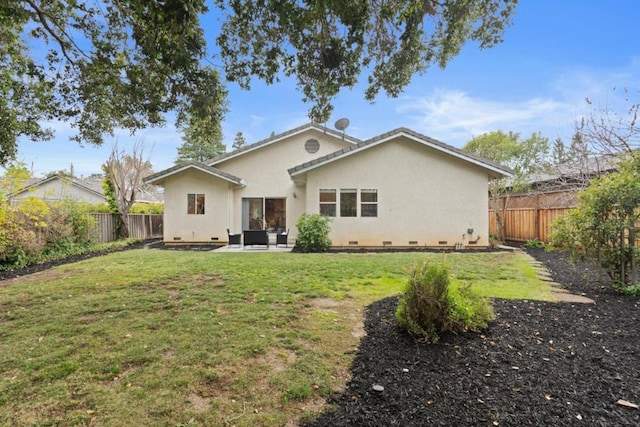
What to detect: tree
<box><xmin>232</xmin><ymin>132</ymin><xmax>246</xmax><ymax>150</ymax></box>
<box><xmin>0</xmin><ymin>162</ymin><xmax>32</xmax><ymax>199</ymax></box>
<box><xmin>103</xmin><ymin>141</ymin><xmax>153</xmax><ymax>238</ymax></box>
<box><xmin>176</xmin><ymin>115</ymin><xmax>225</xmax><ymax>163</ymax></box>
<box><xmin>1</xmin><ymin>0</ymin><xmax>227</xmax><ymax>166</ymax></box>
<box><xmin>550</xmin><ymin>88</ymin><xmax>640</xmax><ymax>293</ymax></box>
<box><xmin>463</xmin><ymin>131</ymin><xmax>550</xmax><ymax>241</ymax></box>
<box><xmin>552</xmin><ymin>153</ymin><xmax>640</xmax><ymax>292</ymax></box>
<box><xmin>2</xmin><ymin>0</ymin><xmax>517</xmax><ymax>165</ymax></box>
<box><xmin>578</xmin><ymin>88</ymin><xmax>640</xmax><ymax>155</ymax></box>
<box><xmin>217</xmin><ymin>0</ymin><xmax>517</xmax><ymax>122</ymax></box>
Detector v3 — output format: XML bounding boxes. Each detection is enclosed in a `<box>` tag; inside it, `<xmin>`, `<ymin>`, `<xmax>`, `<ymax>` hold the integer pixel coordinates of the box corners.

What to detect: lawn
<box><xmin>0</xmin><ymin>249</ymin><xmax>554</xmax><ymax>426</ymax></box>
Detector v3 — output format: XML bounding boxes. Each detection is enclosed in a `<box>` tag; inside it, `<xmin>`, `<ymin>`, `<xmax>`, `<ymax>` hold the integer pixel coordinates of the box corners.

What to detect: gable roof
<box><xmin>143</xmin><ymin>161</ymin><xmax>245</xmax><ymax>186</ymax></box>
<box><xmin>207</xmin><ymin>123</ymin><xmax>361</xmax><ymax>166</ymax></box>
<box><xmin>288</xmin><ymin>127</ymin><xmax>514</xmax><ymax>179</ymax></box>
<box><xmin>10</xmin><ymin>174</ymin><xmax>105</xmax><ymax>199</ymax></box>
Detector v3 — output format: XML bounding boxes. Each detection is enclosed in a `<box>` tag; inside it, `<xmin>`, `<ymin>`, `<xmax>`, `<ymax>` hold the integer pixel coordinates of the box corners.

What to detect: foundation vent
<box><xmin>438</xmin><ymin>241</ymin><xmax>447</xmax><ymax>245</ymax></box>
<box><xmin>382</xmin><ymin>241</ymin><xmax>392</xmax><ymax>246</ymax></box>
<box><xmin>173</xmin><ymin>237</ymin><xmax>182</xmax><ymax>241</ymax></box>
<box><xmin>348</xmin><ymin>241</ymin><xmax>358</xmax><ymax>245</ymax></box>
<box><xmin>408</xmin><ymin>241</ymin><xmax>418</xmax><ymax>245</ymax></box>
<box><xmin>211</xmin><ymin>237</ymin><xmax>219</xmax><ymax>241</ymax></box>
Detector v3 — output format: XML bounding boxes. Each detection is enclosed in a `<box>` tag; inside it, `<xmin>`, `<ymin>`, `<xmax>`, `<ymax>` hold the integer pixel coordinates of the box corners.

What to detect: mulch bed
<box><xmin>306</xmin><ymin>249</ymin><xmax>640</xmax><ymax>426</ymax></box>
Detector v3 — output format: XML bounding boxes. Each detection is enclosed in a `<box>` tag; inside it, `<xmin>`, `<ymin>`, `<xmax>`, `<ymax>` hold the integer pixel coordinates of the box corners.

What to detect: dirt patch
<box><xmin>255</xmin><ymin>348</ymin><xmax>298</xmax><ymax>374</ymax></box>
<box><xmin>186</xmin><ymin>393</ymin><xmax>211</xmax><ymax>412</ymax></box>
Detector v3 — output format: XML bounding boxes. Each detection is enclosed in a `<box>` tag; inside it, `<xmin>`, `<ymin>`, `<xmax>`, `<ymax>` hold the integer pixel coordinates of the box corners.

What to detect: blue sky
<box><xmin>14</xmin><ymin>0</ymin><xmax>640</xmax><ymax>178</ymax></box>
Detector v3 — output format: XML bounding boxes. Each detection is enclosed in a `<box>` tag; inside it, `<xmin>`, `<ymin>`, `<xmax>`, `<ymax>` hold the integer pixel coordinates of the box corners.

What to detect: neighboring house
<box><xmin>9</xmin><ymin>174</ymin><xmax>106</xmax><ymax>205</ymax></box>
<box><xmin>502</xmin><ymin>155</ymin><xmax>620</xmax><ymax>209</ymax></box>
<box><xmin>144</xmin><ymin>123</ymin><xmax>513</xmax><ymax>248</ymax></box>
<box><xmin>8</xmin><ymin>174</ymin><xmax>165</xmax><ymax>206</ymax></box>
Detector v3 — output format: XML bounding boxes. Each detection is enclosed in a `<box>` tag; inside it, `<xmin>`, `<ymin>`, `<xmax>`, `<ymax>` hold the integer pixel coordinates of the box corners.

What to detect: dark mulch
<box><xmin>306</xmin><ymin>249</ymin><xmax>640</xmax><ymax>426</ymax></box>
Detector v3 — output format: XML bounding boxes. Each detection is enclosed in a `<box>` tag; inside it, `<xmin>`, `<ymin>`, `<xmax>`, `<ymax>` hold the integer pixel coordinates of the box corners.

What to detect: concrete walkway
<box><xmin>215</xmin><ymin>244</ymin><xmax>293</xmax><ymax>253</ymax></box>
<box><xmin>521</xmin><ymin>253</ymin><xmax>595</xmax><ymax>304</ymax></box>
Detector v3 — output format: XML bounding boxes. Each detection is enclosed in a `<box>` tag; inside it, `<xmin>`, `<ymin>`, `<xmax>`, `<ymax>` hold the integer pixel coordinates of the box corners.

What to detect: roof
<box><xmin>207</xmin><ymin>123</ymin><xmax>361</xmax><ymax>166</ymax></box>
<box><xmin>524</xmin><ymin>154</ymin><xmax>620</xmax><ymax>187</ymax></box>
<box><xmin>143</xmin><ymin>161</ymin><xmax>245</xmax><ymax>186</ymax></box>
<box><xmin>288</xmin><ymin>127</ymin><xmax>514</xmax><ymax>179</ymax></box>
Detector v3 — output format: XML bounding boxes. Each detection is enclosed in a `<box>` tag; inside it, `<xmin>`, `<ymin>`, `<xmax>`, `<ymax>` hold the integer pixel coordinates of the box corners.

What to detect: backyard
<box><xmin>0</xmin><ymin>248</ymin><xmax>552</xmax><ymax>426</ymax></box>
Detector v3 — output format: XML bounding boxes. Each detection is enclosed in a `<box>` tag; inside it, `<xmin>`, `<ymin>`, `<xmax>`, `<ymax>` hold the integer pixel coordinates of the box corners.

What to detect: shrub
<box><xmin>295</xmin><ymin>213</ymin><xmax>331</xmax><ymax>253</ymax></box>
<box><xmin>523</xmin><ymin>238</ymin><xmax>544</xmax><ymax>249</ymax></box>
<box><xmin>550</xmin><ymin>153</ymin><xmax>640</xmax><ymax>290</ymax></box>
<box><xmin>396</xmin><ymin>261</ymin><xmax>494</xmax><ymax>343</ymax></box>
<box><xmin>130</xmin><ymin>203</ymin><xmax>164</xmax><ymax>214</ymax></box>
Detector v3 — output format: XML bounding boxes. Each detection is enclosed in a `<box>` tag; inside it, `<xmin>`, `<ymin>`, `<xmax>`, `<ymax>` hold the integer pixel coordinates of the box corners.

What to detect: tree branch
<box><xmin>24</xmin><ymin>0</ymin><xmax>76</xmax><ymax>64</ymax></box>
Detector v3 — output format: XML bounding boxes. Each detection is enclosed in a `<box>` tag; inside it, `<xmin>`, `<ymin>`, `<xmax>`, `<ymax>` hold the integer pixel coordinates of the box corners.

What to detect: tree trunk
<box><xmin>116</xmin><ymin>213</ymin><xmax>129</xmax><ymax>239</ymax></box>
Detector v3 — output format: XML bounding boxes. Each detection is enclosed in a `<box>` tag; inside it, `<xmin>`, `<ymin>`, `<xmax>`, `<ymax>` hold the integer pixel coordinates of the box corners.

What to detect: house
<box><xmin>501</xmin><ymin>154</ymin><xmax>620</xmax><ymax>210</ymax></box>
<box><xmin>144</xmin><ymin>123</ymin><xmax>513</xmax><ymax>248</ymax></box>
<box><xmin>9</xmin><ymin>174</ymin><xmax>106</xmax><ymax>205</ymax></box>
<box><xmin>8</xmin><ymin>173</ymin><xmax>165</xmax><ymax>206</ymax></box>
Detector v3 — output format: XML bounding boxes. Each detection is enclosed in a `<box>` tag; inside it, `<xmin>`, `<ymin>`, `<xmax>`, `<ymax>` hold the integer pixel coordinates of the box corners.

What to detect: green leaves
<box><xmin>2</xmin><ymin>0</ymin><xmax>517</xmax><ymax>166</ymax></box>
<box><xmin>1</xmin><ymin>0</ymin><xmax>225</xmax><ymax>165</ymax></box>
<box><xmin>217</xmin><ymin>0</ymin><xmax>517</xmax><ymax>122</ymax></box>
<box><xmin>551</xmin><ymin>153</ymin><xmax>640</xmax><ymax>288</ymax></box>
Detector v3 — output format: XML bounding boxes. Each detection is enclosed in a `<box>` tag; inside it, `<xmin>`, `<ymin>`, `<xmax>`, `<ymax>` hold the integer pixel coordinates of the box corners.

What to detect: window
<box><xmin>188</xmin><ymin>193</ymin><xmax>205</xmax><ymax>215</ymax></box>
<box><xmin>360</xmin><ymin>189</ymin><xmax>378</xmax><ymax>217</ymax></box>
<box><xmin>340</xmin><ymin>189</ymin><xmax>357</xmax><ymax>217</ymax></box>
<box><xmin>319</xmin><ymin>189</ymin><xmax>336</xmax><ymax>217</ymax></box>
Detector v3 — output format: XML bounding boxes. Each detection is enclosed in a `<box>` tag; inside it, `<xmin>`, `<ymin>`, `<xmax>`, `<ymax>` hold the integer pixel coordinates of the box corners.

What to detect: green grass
<box><xmin>0</xmin><ymin>249</ymin><xmax>554</xmax><ymax>426</ymax></box>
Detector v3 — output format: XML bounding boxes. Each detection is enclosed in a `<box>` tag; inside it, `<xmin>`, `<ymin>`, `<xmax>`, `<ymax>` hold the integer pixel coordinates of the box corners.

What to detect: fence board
<box><xmin>88</xmin><ymin>213</ymin><xmax>163</xmax><ymax>243</ymax></box>
<box><xmin>489</xmin><ymin>207</ymin><xmax>571</xmax><ymax>243</ymax></box>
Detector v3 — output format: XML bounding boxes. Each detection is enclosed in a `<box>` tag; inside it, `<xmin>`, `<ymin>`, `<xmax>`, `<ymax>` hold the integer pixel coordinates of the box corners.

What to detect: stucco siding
<box><xmin>304</xmin><ymin>137</ymin><xmax>490</xmax><ymax>247</ymax></box>
<box><xmin>162</xmin><ymin>169</ymin><xmax>232</xmax><ymax>243</ymax></box>
<box><xmin>12</xmin><ymin>179</ymin><xmax>105</xmax><ymax>205</ymax></box>
<box><xmin>216</xmin><ymin>129</ymin><xmax>350</xmax><ymax>235</ymax></box>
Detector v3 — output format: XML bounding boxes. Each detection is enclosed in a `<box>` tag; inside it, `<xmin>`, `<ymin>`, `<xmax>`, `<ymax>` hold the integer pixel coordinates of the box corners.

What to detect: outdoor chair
<box><xmin>227</xmin><ymin>229</ymin><xmax>241</xmax><ymax>246</ymax></box>
<box><xmin>276</xmin><ymin>228</ymin><xmax>289</xmax><ymax>248</ymax></box>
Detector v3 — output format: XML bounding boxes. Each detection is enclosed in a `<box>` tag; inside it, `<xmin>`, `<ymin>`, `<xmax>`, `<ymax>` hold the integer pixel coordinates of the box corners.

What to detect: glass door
<box><xmin>265</xmin><ymin>198</ymin><xmax>286</xmax><ymax>232</ymax></box>
<box><xmin>242</xmin><ymin>198</ymin><xmax>286</xmax><ymax>231</ymax></box>
<box><xmin>242</xmin><ymin>198</ymin><xmax>264</xmax><ymax>230</ymax></box>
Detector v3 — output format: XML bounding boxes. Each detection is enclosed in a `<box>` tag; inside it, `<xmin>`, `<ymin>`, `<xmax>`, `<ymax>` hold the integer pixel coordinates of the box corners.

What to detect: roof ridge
<box><xmin>207</xmin><ymin>123</ymin><xmax>361</xmax><ymax>165</ymax></box>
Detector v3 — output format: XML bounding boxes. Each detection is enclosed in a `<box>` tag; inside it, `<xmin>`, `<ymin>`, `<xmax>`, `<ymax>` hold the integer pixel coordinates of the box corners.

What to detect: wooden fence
<box><xmin>89</xmin><ymin>213</ymin><xmax>163</xmax><ymax>243</ymax></box>
<box><xmin>489</xmin><ymin>207</ymin><xmax>572</xmax><ymax>243</ymax></box>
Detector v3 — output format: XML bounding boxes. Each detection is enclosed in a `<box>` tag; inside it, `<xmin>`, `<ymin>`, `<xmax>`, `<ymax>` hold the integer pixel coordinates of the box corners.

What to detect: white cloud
<box><xmin>397</xmin><ymin>89</ymin><xmax>572</xmax><ymax>145</ymax></box>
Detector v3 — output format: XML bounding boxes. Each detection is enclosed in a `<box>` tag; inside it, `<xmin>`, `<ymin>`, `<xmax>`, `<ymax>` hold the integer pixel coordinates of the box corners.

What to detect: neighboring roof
<box><xmin>143</xmin><ymin>161</ymin><xmax>245</xmax><ymax>186</ymax></box>
<box><xmin>288</xmin><ymin>127</ymin><xmax>514</xmax><ymax>179</ymax></box>
<box><xmin>524</xmin><ymin>154</ymin><xmax>620</xmax><ymax>187</ymax></box>
<box><xmin>11</xmin><ymin>174</ymin><xmax>105</xmax><ymax>199</ymax></box>
<box><xmin>207</xmin><ymin>123</ymin><xmax>361</xmax><ymax>166</ymax></box>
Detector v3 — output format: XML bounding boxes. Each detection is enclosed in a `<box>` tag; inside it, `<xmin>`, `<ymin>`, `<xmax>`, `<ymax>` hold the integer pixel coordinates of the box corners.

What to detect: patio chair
<box><xmin>276</xmin><ymin>228</ymin><xmax>289</xmax><ymax>248</ymax></box>
<box><xmin>227</xmin><ymin>229</ymin><xmax>241</xmax><ymax>247</ymax></box>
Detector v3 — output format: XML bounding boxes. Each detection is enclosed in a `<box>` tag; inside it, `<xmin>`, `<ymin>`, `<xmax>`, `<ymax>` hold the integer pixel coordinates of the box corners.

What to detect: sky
<box><xmin>13</xmin><ymin>0</ymin><xmax>640</xmax><ymax>178</ymax></box>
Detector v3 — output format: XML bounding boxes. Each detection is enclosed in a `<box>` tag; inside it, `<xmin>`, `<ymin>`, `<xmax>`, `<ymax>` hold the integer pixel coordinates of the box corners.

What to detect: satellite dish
<box><xmin>334</xmin><ymin>118</ymin><xmax>350</xmax><ymax>140</ymax></box>
<box><xmin>334</xmin><ymin>118</ymin><xmax>350</xmax><ymax>131</ymax></box>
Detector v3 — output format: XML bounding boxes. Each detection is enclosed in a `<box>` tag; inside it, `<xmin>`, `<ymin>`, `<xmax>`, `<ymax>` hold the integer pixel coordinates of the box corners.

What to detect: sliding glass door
<box><xmin>242</xmin><ymin>198</ymin><xmax>286</xmax><ymax>231</ymax></box>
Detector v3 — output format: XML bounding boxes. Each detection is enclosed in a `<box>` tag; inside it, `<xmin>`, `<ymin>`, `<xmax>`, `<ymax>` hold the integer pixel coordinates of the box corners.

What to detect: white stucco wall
<box><xmin>162</xmin><ymin>169</ymin><xmax>233</xmax><ymax>243</ymax></box>
<box><xmin>303</xmin><ymin>136</ymin><xmax>491</xmax><ymax>248</ymax></box>
<box><xmin>216</xmin><ymin>129</ymin><xmax>351</xmax><ymax>239</ymax></box>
